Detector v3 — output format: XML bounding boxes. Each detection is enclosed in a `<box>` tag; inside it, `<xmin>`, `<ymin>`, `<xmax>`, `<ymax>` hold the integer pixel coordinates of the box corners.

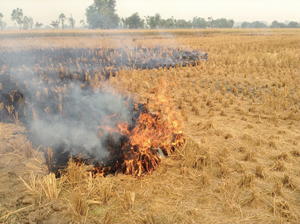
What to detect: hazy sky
<box><xmin>1</xmin><ymin>0</ymin><xmax>300</xmax><ymax>27</ymax></box>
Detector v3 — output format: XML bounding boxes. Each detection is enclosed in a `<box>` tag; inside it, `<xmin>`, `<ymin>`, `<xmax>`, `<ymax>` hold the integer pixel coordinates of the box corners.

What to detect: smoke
<box><xmin>0</xmin><ymin>45</ymin><xmax>202</xmax><ymax>171</ymax></box>
<box><xmin>0</xmin><ymin>48</ymin><xmax>138</xmax><ymax>164</ymax></box>
<box><xmin>28</xmin><ymin>84</ymin><xmax>134</xmax><ymax>162</ymax></box>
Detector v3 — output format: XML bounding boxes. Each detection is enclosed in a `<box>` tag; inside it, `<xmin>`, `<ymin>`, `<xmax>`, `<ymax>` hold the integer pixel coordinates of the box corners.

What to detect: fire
<box><xmin>43</xmin><ymin>80</ymin><xmax>185</xmax><ymax>178</ymax></box>
<box><xmin>98</xmin><ymin>82</ymin><xmax>184</xmax><ymax>176</ymax></box>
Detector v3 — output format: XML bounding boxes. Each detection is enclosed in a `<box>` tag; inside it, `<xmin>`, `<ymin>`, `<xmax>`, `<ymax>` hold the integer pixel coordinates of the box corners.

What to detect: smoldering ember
<box><xmin>0</xmin><ymin>47</ymin><xmax>205</xmax><ymax>177</ymax></box>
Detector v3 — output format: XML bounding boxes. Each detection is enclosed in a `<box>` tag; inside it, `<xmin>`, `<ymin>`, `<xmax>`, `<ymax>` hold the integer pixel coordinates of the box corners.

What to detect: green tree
<box><xmin>270</xmin><ymin>20</ymin><xmax>286</xmax><ymax>28</ymax></box>
<box><xmin>0</xmin><ymin>13</ymin><xmax>3</xmax><ymax>30</ymax></box>
<box><xmin>241</xmin><ymin>22</ymin><xmax>250</xmax><ymax>28</ymax></box>
<box><xmin>242</xmin><ymin>21</ymin><xmax>268</xmax><ymax>28</ymax></box>
<box><xmin>159</xmin><ymin>18</ymin><xmax>167</xmax><ymax>29</ymax></box>
<box><xmin>35</xmin><ymin>22</ymin><xmax>43</xmax><ymax>29</ymax></box>
<box><xmin>59</xmin><ymin>13</ymin><xmax>66</xmax><ymax>29</ymax></box>
<box><xmin>165</xmin><ymin>17</ymin><xmax>176</xmax><ymax>29</ymax></box>
<box><xmin>107</xmin><ymin>0</ymin><xmax>116</xmax><ymax>12</ymax></box>
<box><xmin>23</xmin><ymin>16</ymin><xmax>33</xmax><ymax>29</ymax></box>
<box><xmin>252</xmin><ymin>21</ymin><xmax>268</xmax><ymax>28</ymax></box>
<box><xmin>125</xmin><ymin>13</ymin><xmax>144</xmax><ymax>29</ymax></box>
<box><xmin>11</xmin><ymin>8</ymin><xmax>24</xmax><ymax>29</ymax></box>
<box><xmin>211</xmin><ymin>18</ymin><xmax>234</xmax><ymax>28</ymax></box>
<box><xmin>68</xmin><ymin>16</ymin><xmax>76</xmax><ymax>29</ymax></box>
<box><xmin>192</xmin><ymin>17</ymin><xmax>206</xmax><ymax>28</ymax></box>
<box><xmin>287</xmin><ymin>21</ymin><xmax>299</xmax><ymax>28</ymax></box>
<box><xmin>207</xmin><ymin>17</ymin><xmax>212</xmax><ymax>28</ymax></box>
<box><xmin>146</xmin><ymin>13</ymin><xmax>161</xmax><ymax>29</ymax></box>
<box><xmin>86</xmin><ymin>0</ymin><xmax>119</xmax><ymax>29</ymax></box>
<box><xmin>50</xmin><ymin>20</ymin><xmax>59</xmax><ymax>29</ymax></box>
<box><xmin>175</xmin><ymin>19</ymin><xmax>192</xmax><ymax>29</ymax></box>
<box><xmin>270</xmin><ymin>20</ymin><xmax>279</xmax><ymax>28</ymax></box>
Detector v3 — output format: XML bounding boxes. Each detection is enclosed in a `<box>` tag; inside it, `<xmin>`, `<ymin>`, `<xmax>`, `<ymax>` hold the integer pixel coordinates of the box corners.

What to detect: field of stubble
<box><xmin>1</xmin><ymin>29</ymin><xmax>300</xmax><ymax>223</ymax></box>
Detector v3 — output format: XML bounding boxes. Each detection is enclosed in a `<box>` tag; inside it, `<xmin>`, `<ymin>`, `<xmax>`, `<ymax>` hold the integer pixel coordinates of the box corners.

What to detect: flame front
<box><xmin>98</xmin><ymin>83</ymin><xmax>184</xmax><ymax>176</ymax></box>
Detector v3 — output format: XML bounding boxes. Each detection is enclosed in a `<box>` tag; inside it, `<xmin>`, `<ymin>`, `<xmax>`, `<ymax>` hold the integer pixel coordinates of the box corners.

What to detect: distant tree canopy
<box><xmin>11</xmin><ymin>8</ymin><xmax>24</xmax><ymax>29</ymax></box>
<box><xmin>59</xmin><ymin>13</ymin><xmax>66</xmax><ymax>29</ymax></box>
<box><xmin>86</xmin><ymin>0</ymin><xmax>119</xmax><ymax>29</ymax></box>
<box><xmin>211</xmin><ymin>18</ymin><xmax>234</xmax><ymax>28</ymax></box>
<box><xmin>123</xmin><ymin>13</ymin><xmax>144</xmax><ymax>29</ymax></box>
<box><xmin>68</xmin><ymin>17</ymin><xmax>76</xmax><ymax>29</ymax></box>
<box><xmin>241</xmin><ymin>21</ymin><xmax>268</xmax><ymax>28</ymax></box>
<box><xmin>35</xmin><ymin>22</ymin><xmax>43</xmax><ymax>29</ymax></box>
<box><xmin>50</xmin><ymin>20</ymin><xmax>59</xmax><ymax>29</ymax></box>
<box><xmin>10</xmin><ymin>8</ymin><xmax>35</xmax><ymax>30</ymax></box>
<box><xmin>287</xmin><ymin>21</ymin><xmax>299</xmax><ymax>28</ymax></box>
<box><xmin>0</xmin><ymin>3</ymin><xmax>298</xmax><ymax>30</ymax></box>
<box><xmin>270</xmin><ymin>20</ymin><xmax>286</xmax><ymax>28</ymax></box>
<box><xmin>121</xmin><ymin>15</ymin><xmax>235</xmax><ymax>29</ymax></box>
<box><xmin>192</xmin><ymin>17</ymin><xmax>207</xmax><ymax>28</ymax></box>
<box><xmin>23</xmin><ymin>16</ymin><xmax>33</xmax><ymax>30</ymax></box>
<box><xmin>146</xmin><ymin>13</ymin><xmax>161</xmax><ymax>29</ymax></box>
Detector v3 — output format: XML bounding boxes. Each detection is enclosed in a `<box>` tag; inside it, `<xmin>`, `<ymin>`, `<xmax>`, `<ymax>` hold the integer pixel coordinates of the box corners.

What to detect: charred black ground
<box><xmin>44</xmin><ymin>102</ymin><xmax>154</xmax><ymax>177</ymax></box>
<box><xmin>0</xmin><ymin>47</ymin><xmax>203</xmax><ymax>176</ymax></box>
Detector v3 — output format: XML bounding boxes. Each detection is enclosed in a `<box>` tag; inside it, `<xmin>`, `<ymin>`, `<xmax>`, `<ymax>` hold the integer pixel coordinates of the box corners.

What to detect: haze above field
<box><xmin>1</xmin><ymin>0</ymin><xmax>300</xmax><ymax>27</ymax></box>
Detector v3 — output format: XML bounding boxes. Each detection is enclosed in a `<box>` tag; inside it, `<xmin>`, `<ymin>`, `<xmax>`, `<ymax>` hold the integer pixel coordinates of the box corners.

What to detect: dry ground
<box><xmin>1</xmin><ymin>29</ymin><xmax>300</xmax><ymax>223</ymax></box>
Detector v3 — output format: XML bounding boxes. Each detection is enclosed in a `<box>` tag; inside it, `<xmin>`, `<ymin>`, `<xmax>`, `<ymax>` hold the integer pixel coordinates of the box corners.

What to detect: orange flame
<box><xmin>98</xmin><ymin>80</ymin><xmax>184</xmax><ymax>176</ymax></box>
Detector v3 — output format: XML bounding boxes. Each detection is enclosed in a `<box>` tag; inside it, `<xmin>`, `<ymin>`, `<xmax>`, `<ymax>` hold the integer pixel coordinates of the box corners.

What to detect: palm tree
<box><xmin>59</xmin><ymin>13</ymin><xmax>66</xmax><ymax>29</ymax></box>
<box><xmin>0</xmin><ymin>13</ymin><xmax>3</xmax><ymax>30</ymax></box>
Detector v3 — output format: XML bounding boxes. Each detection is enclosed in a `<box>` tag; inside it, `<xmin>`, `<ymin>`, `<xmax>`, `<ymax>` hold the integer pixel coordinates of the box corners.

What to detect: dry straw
<box><xmin>2</xmin><ymin>29</ymin><xmax>300</xmax><ymax>223</ymax></box>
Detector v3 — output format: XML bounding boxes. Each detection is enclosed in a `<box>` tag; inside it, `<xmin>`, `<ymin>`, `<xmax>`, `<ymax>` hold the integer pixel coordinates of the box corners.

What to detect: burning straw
<box><xmin>0</xmin><ymin>47</ymin><xmax>189</xmax><ymax>177</ymax></box>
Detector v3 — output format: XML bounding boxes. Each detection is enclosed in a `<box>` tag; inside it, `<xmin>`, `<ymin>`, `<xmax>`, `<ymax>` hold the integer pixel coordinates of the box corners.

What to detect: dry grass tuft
<box><xmin>191</xmin><ymin>105</ymin><xmax>200</xmax><ymax>115</ymax></box>
<box><xmin>73</xmin><ymin>192</ymin><xmax>88</xmax><ymax>218</ymax></box>
<box><xmin>244</xmin><ymin>150</ymin><xmax>256</xmax><ymax>162</ymax></box>
<box><xmin>65</xmin><ymin>157</ymin><xmax>87</xmax><ymax>186</ymax></box>
<box><xmin>103</xmin><ymin>210</ymin><xmax>113</xmax><ymax>224</ymax></box>
<box><xmin>199</xmin><ymin>171</ymin><xmax>210</xmax><ymax>185</ymax></box>
<box><xmin>276</xmin><ymin>152</ymin><xmax>289</xmax><ymax>162</ymax></box>
<box><xmin>270</xmin><ymin>161</ymin><xmax>286</xmax><ymax>172</ymax></box>
<box><xmin>282</xmin><ymin>174</ymin><xmax>297</xmax><ymax>190</ymax></box>
<box><xmin>255</xmin><ymin>166</ymin><xmax>266</xmax><ymax>179</ymax></box>
<box><xmin>22</xmin><ymin>141</ymin><xmax>33</xmax><ymax>159</ymax></box>
<box><xmin>236</xmin><ymin>173</ymin><xmax>254</xmax><ymax>188</ymax></box>
<box><xmin>40</xmin><ymin>173</ymin><xmax>62</xmax><ymax>201</ymax></box>
<box><xmin>273</xmin><ymin>200</ymin><xmax>298</xmax><ymax>221</ymax></box>
<box><xmin>290</xmin><ymin>149</ymin><xmax>300</xmax><ymax>157</ymax></box>
<box><xmin>122</xmin><ymin>191</ymin><xmax>136</xmax><ymax>211</ymax></box>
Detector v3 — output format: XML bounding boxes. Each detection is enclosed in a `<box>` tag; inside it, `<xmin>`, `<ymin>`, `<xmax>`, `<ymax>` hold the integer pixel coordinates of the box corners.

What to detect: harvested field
<box><xmin>0</xmin><ymin>29</ymin><xmax>300</xmax><ymax>223</ymax></box>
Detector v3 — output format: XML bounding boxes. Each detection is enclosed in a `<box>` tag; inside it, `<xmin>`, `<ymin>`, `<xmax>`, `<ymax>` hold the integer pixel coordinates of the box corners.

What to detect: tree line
<box><xmin>0</xmin><ymin>0</ymin><xmax>299</xmax><ymax>30</ymax></box>
<box><xmin>0</xmin><ymin>8</ymin><xmax>77</xmax><ymax>30</ymax></box>
<box><xmin>241</xmin><ymin>20</ymin><xmax>299</xmax><ymax>28</ymax></box>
